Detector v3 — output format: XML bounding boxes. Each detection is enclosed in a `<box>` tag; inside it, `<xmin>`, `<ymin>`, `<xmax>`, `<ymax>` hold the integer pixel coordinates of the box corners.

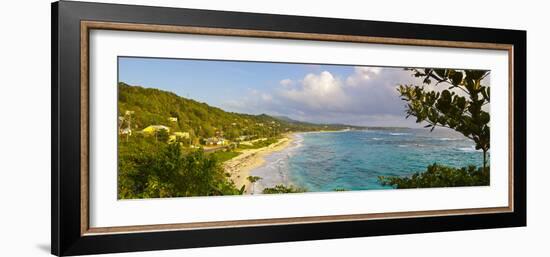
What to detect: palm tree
<box><xmin>247</xmin><ymin>176</ymin><xmax>262</xmax><ymax>195</ymax></box>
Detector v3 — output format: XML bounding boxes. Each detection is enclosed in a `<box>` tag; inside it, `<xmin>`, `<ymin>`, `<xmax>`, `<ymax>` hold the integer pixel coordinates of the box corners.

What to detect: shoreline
<box><xmin>224</xmin><ymin>134</ymin><xmax>295</xmax><ymax>194</ymax></box>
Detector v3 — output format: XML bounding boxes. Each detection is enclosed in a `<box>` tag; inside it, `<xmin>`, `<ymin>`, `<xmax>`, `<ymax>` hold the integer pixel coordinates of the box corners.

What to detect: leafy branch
<box><xmin>398</xmin><ymin>68</ymin><xmax>491</xmax><ymax>169</ymax></box>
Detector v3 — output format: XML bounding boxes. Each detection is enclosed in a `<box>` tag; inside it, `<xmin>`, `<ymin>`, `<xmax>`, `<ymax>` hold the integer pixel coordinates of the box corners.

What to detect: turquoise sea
<box><xmin>250</xmin><ymin>129</ymin><xmax>486</xmax><ymax>193</ymax></box>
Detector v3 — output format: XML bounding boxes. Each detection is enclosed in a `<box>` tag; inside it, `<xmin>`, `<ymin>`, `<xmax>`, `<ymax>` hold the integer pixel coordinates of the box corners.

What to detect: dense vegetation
<box><xmin>262</xmin><ymin>184</ymin><xmax>307</xmax><ymax>194</ymax></box>
<box><xmin>118</xmin><ymin>135</ymin><xmax>244</xmax><ymax>199</ymax></box>
<box><xmin>379</xmin><ymin>164</ymin><xmax>489</xmax><ymax>189</ymax></box>
<box><xmin>379</xmin><ymin>69</ymin><xmax>490</xmax><ymax>188</ymax></box>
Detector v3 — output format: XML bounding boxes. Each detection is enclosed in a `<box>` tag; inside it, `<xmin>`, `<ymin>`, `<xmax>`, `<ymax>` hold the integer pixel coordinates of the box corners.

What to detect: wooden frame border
<box><xmin>52</xmin><ymin>2</ymin><xmax>526</xmax><ymax>255</ymax></box>
<box><xmin>79</xmin><ymin>20</ymin><xmax>515</xmax><ymax>236</ymax></box>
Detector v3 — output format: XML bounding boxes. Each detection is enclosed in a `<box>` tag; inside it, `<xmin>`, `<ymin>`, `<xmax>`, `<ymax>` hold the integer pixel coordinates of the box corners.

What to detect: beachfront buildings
<box><xmin>205</xmin><ymin>137</ymin><xmax>227</xmax><ymax>146</ymax></box>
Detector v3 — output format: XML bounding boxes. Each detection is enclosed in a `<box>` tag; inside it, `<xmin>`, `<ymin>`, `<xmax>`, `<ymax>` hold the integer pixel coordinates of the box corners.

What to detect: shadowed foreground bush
<box><xmin>378</xmin><ymin>163</ymin><xmax>489</xmax><ymax>189</ymax></box>
<box><xmin>118</xmin><ymin>140</ymin><xmax>243</xmax><ymax>199</ymax></box>
<box><xmin>262</xmin><ymin>184</ymin><xmax>307</xmax><ymax>194</ymax></box>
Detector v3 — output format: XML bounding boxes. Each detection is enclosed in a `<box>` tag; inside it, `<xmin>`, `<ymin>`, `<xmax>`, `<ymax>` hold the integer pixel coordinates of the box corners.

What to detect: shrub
<box><xmin>378</xmin><ymin>163</ymin><xmax>489</xmax><ymax>189</ymax></box>
<box><xmin>118</xmin><ymin>139</ymin><xmax>242</xmax><ymax>199</ymax></box>
<box><xmin>262</xmin><ymin>184</ymin><xmax>307</xmax><ymax>194</ymax></box>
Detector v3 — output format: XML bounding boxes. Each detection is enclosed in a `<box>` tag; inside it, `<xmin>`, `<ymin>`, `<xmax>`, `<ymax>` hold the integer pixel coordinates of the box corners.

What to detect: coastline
<box><xmin>224</xmin><ymin>134</ymin><xmax>295</xmax><ymax>194</ymax></box>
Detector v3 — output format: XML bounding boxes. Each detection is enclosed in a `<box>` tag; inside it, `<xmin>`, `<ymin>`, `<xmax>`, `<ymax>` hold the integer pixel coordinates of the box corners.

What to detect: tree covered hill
<box><xmin>118</xmin><ymin>82</ymin><xmax>363</xmax><ymax>140</ymax></box>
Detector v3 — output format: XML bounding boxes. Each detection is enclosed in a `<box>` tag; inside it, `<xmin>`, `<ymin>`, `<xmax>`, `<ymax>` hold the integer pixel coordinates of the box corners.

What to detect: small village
<box><xmin>118</xmin><ymin>110</ymin><xmax>269</xmax><ymax>152</ymax></box>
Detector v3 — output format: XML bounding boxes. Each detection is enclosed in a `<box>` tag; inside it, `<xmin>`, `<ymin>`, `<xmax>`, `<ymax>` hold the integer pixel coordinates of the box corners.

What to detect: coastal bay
<box><xmin>247</xmin><ymin>129</ymin><xmax>485</xmax><ymax>193</ymax></box>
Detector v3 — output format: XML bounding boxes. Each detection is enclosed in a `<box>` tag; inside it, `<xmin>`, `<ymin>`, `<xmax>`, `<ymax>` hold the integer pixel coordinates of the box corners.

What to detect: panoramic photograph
<box><xmin>117</xmin><ymin>57</ymin><xmax>490</xmax><ymax>199</ymax></box>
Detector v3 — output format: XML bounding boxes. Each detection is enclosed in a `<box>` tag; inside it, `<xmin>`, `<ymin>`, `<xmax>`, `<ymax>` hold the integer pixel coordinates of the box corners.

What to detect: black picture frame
<box><xmin>51</xmin><ymin>1</ymin><xmax>526</xmax><ymax>256</ymax></box>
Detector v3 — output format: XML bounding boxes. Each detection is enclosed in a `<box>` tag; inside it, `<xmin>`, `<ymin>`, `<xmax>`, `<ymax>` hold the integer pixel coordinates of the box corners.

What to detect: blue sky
<box><xmin>118</xmin><ymin>57</ymin><xmax>425</xmax><ymax>127</ymax></box>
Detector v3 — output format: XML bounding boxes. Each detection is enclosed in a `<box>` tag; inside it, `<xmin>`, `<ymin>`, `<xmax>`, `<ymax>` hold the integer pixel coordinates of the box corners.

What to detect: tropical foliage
<box><xmin>397</xmin><ymin>68</ymin><xmax>490</xmax><ymax>169</ymax></box>
<box><xmin>262</xmin><ymin>184</ymin><xmax>307</xmax><ymax>194</ymax></box>
<box><xmin>379</xmin><ymin>164</ymin><xmax>489</xmax><ymax>189</ymax></box>
<box><xmin>379</xmin><ymin>69</ymin><xmax>491</xmax><ymax>188</ymax></box>
<box><xmin>118</xmin><ymin>135</ymin><xmax>244</xmax><ymax>199</ymax></box>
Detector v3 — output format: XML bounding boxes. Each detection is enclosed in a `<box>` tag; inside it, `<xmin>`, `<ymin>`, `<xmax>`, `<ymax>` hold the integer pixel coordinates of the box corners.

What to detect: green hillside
<box><xmin>118</xmin><ymin>82</ymin><xmax>360</xmax><ymax>141</ymax></box>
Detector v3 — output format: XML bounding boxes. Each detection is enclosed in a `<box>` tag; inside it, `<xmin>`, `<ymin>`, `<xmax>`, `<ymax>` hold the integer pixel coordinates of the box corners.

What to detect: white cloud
<box><xmin>278</xmin><ymin>71</ymin><xmax>348</xmax><ymax>111</ymax></box>
<box><xmin>271</xmin><ymin>68</ymin><xmax>414</xmax><ymax>119</ymax></box>
<box><xmin>346</xmin><ymin>66</ymin><xmax>382</xmax><ymax>86</ymax></box>
<box><xmin>221</xmin><ymin>67</ymin><xmax>466</xmax><ymax>127</ymax></box>
<box><xmin>279</xmin><ymin>79</ymin><xmax>293</xmax><ymax>87</ymax></box>
<box><xmin>220</xmin><ymin>65</ymin><xmax>493</xmax><ymax>128</ymax></box>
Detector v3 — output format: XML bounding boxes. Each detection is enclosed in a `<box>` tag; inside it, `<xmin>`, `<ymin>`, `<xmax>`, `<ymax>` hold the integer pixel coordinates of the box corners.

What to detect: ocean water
<box><xmin>250</xmin><ymin>129</ymin><xmax>487</xmax><ymax>193</ymax></box>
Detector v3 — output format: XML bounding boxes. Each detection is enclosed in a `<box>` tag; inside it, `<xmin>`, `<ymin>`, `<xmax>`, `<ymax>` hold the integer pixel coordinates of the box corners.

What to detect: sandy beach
<box><xmin>224</xmin><ymin>134</ymin><xmax>295</xmax><ymax>194</ymax></box>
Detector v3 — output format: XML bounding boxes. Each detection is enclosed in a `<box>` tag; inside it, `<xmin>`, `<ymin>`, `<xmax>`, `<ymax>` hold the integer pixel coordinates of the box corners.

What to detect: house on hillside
<box><xmin>205</xmin><ymin>137</ymin><xmax>227</xmax><ymax>146</ymax></box>
<box><xmin>142</xmin><ymin>125</ymin><xmax>170</xmax><ymax>134</ymax></box>
<box><xmin>169</xmin><ymin>132</ymin><xmax>190</xmax><ymax>143</ymax></box>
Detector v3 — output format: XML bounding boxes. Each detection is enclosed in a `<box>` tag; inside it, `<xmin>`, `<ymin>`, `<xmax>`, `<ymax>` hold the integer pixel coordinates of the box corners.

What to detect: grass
<box><xmin>237</xmin><ymin>137</ymin><xmax>279</xmax><ymax>150</ymax></box>
<box><xmin>210</xmin><ymin>137</ymin><xmax>280</xmax><ymax>163</ymax></box>
<box><xmin>210</xmin><ymin>151</ymin><xmax>241</xmax><ymax>163</ymax></box>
